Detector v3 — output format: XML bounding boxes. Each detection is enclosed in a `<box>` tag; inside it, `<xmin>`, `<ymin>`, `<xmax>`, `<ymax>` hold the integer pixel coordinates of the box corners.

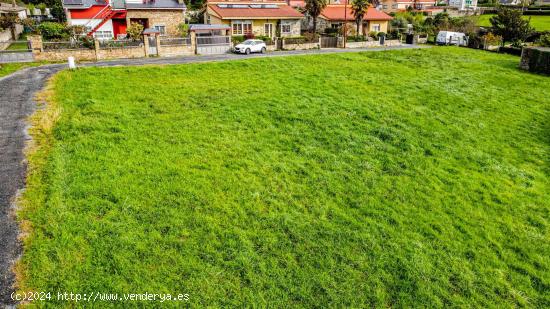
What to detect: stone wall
<box><xmin>345</xmin><ymin>41</ymin><xmax>380</xmax><ymax>48</ymax></box>
<box><xmin>282</xmin><ymin>40</ymin><xmax>319</xmax><ymax>50</ymax></box>
<box><xmin>158</xmin><ymin>44</ymin><xmax>194</xmax><ymax>57</ymax></box>
<box><xmin>126</xmin><ymin>10</ymin><xmax>184</xmax><ymax>36</ymax></box>
<box><xmin>520</xmin><ymin>47</ymin><xmax>550</xmax><ymax>75</ymax></box>
<box><xmin>96</xmin><ymin>46</ymin><xmax>145</xmax><ymax>60</ymax></box>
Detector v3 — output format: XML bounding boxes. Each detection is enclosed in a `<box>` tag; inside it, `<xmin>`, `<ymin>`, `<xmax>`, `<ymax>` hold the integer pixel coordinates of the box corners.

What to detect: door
<box><xmin>148</xmin><ymin>36</ymin><xmax>157</xmax><ymax>55</ymax></box>
<box><xmin>264</xmin><ymin>23</ymin><xmax>273</xmax><ymax>38</ymax></box>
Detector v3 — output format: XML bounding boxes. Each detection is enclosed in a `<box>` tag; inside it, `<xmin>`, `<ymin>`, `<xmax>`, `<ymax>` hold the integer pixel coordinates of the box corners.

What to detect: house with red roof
<box><xmin>63</xmin><ymin>0</ymin><xmax>186</xmax><ymax>39</ymax></box>
<box><xmin>318</xmin><ymin>5</ymin><xmax>392</xmax><ymax>35</ymax></box>
<box><xmin>204</xmin><ymin>0</ymin><xmax>304</xmax><ymax>38</ymax></box>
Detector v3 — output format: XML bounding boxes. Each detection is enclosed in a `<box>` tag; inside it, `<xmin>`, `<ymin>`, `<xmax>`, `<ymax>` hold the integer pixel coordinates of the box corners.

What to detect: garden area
<box><xmin>19</xmin><ymin>47</ymin><xmax>550</xmax><ymax>307</ymax></box>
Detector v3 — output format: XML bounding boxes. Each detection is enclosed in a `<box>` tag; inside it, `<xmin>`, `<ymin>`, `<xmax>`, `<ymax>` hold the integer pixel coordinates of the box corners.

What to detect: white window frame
<box><xmin>153</xmin><ymin>24</ymin><xmax>166</xmax><ymax>36</ymax></box>
<box><xmin>264</xmin><ymin>23</ymin><xmax>273</xmax><ymax>37</ymax></box>
<box><xmin>232</xmin><ymin>20</ymin><xmax>252</xmax><ymax>35</ymax></box>
<box><xmin>281</xmin><ymin>22</ymin><xmax>292</xmax><ymax>35</ymax></box>
<box><xmin>372</xmin><ymin>24</ymin><xmax>381</xmax><ymax>32</ymax></box>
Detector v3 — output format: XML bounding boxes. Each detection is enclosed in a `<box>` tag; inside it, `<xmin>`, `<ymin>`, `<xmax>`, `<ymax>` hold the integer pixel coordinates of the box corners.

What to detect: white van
<box><xmin>436</xmin><ymin>31</ymin><xmax>468</xmax><ymax>46</ymax></box>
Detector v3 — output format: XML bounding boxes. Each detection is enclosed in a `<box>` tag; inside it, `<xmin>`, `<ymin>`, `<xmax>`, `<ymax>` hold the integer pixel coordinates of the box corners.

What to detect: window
<box><xmin>391</xmin><ymin>3</ymin><xmax>398</xmax><ymax>8</ymax></box>
<box><xmin>383</xmin><ymin>4</ymin><xmax>388</xmax><ymax>8</ymax></box>
<box><xmin>264</xmin><ymin>23</ymin><xmax>273</xmax><ymax>37</ymax></box>
<box><xmin>372</xmin><ymin>24</ymin><xmax>380</xmax><ymax>32</ymax></box>
<box><xmin>94</xmin><ymin>31</ymin><xmax>113</xmax><ymax>40</ymax></box>
<box><xmin>232</xmin><ymin>20</ymin><xmax>252</xmax><ymax>35</ymax></box>
<box><xmin>153</xmin><ymin>25</ymin><xmax>166</xmax><ymax>35</ymax></box>
<box><xmin>331</xmin><ymin>22</ymin><xmax>343</xmax><ymax>29</ymax></box>
<box><xmin>281</xmin><ymin>22</ymin><xmax>291</xmax><ymax>34</ymax></box>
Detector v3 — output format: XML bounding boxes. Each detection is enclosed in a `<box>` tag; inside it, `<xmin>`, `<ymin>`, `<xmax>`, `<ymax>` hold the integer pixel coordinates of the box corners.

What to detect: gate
<box><xmin>320</xmin><ymin>36</ymin><xmax>338</xmax><ymax>48</ymax></box>
<box><xmin>0</xmin><ymin>41</ymin><xmax>33</xmax><ymax>63</ymax></box>
<box><xmin>148</xmin><ymin>36</ymin><xmax>157</xmax><ymax>55</ymax></box>
<box><xmin>196</xmin><ymin>36</ymin><xmax>231</xmax><ymax>55</ymax></box>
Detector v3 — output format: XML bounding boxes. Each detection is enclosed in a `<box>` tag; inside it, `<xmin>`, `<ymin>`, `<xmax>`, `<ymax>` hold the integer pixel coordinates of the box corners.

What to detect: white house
<box><xmin>448</xmin><ymin>0</ymin><xmax>478</xmax><ymax>10</ymax></box>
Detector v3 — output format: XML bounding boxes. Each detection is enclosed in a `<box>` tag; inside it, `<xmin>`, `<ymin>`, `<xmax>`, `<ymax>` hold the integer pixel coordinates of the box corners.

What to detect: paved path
<box><xmin>0</xmin><ymin>44</ymin><xmax>424</xmax><ymax>305</ymax></box>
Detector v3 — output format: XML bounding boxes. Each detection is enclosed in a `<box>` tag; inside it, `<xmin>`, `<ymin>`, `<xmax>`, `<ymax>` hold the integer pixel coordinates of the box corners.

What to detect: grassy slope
<box><xmin>478</xmin><ymin>14</ymin><xmax>550</xmax><ymax>31</ymax></box>
<box><xmin>20</xmin><ymin>47</ymin><xmax>550</xmax><ymax>307</ymax></box>
<box><xmin>0</xmin><ymin>62</ymin><xmax>41</xmax><ymax>78</ymax></box>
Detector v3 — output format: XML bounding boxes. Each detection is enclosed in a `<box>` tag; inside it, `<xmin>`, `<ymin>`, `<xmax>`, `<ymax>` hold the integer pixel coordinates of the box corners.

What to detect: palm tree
<box><xmin>351</xmin><ymin>0</ymin><xmax>370</xmax><ymax>37</ymax></box>
<box><xmin>305</xmin><ymin>0</ymin><xmax>328</xmax><ymax>34</ymax></box>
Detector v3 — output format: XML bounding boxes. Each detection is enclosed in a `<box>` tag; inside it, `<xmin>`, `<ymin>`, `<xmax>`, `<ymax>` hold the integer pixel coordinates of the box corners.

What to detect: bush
<box><xmin>303</xmin><ymin>32</ymin><xmax>318</xmax><ymax>42</ymax></box>
<box><xmin>37</xmin><ymin>22</ymin><xmax>68</xmax><ymax>40</ymax></box>
<box><xmin>538</xmin><ymin>34</ymin><xmax>550</xmax><ymax>47</ymax></box>
<box><xmin>232</xmin><ymin>35</ymin><xmax>245</xmax><ymax>44</ymax></box>
<box><xmin>126</xmin><ymin>22</ymin><xmax>144</xmax><ymax>41</ymax></box>
<box><xmin>368</xmin><ymin>31</ymin><xmax>378</xmax><ymax>38</ymax></box>
<box><xmin>347</xmin><ymin>35</ymin><xmax>367</xmax><ymax>42</ymax></box>
<box><xmin>499</xmin><ymin>46</ymin><xmax>522</xmax><ymax>56</ymax></box>
<box><xmin>520</xmin><ymin>47</ymin><xmax>550</xmax><ymax>74</ymax></box>
<box><xmin>377</xmin><ymin>32</ymin><xmax>386</xmax><ymax>38</ymax></box>
<box><xmin>255</xmin><ymin>35</ymin><xmax>273</xmax><ymax>44</ymax></box>
<box><xmin>483</xmin><ymin>32</ymin><xmax>502</xmax><ymax>46</ymax></box>
<box><xmin>177</xmin><ymin>23</ymin><xmax>189</xmax><ymax>37</ymax></box>
<box><xmin>244</xmin><ymin>33</ymin><xmax>255</xmax><ymax>40</ymax></box>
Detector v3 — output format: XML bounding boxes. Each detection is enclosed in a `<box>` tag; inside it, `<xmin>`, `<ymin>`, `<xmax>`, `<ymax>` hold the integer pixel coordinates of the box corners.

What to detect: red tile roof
<box><xmin>208</xmin><ymin>3</ymin><xmax>303</xmax><ymax>19</ymax></box>
<box><xmin>321</xmin><ymin>5</ymin><xmax>393</xmax><ymax>21</ymax></box>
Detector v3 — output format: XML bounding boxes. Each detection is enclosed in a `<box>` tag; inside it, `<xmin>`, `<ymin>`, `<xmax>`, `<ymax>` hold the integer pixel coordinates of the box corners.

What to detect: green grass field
<box><xmin>20</xmin><ymin>47</ymin><xmax>550</xmax><ymax>307</ymax></box>
<box><xmin>478</xmin><ymin>14</ymin><xmax>550</xmax><ymax>31</ymax></box>
<box><xmin>0</xmin><ymin>62</ymin><xmax>40</xmax><ymax>78</ymax></box>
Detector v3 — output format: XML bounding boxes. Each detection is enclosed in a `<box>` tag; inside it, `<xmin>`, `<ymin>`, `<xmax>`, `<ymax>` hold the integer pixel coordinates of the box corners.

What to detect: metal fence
<box><xmin>160</xmin><ymin>37</ymin><xmax>191</xmax><ymax>46</ymax></box>
<box><xmin>196</xmin><ymin>36</ymin><xmax>230</xmax><ymax>46</ymax></box>
<box><xmin>43</xmin><ymin>41</ymin><xmax>94</xmax><ymax>50</ymax></box>
<box><xmin>99</xmin><ymin>39</ymin><xmax>143</xmax><ymax>49</ymax></box>
<box><xmin>0</xmin><ymin>41</ymin><xmax>31</xmax><ymax>52</ymax></box>
<box><xmin>283</xmin><ymin>37</ymin><xmax>318</xmax><ymax>45</ymax></box>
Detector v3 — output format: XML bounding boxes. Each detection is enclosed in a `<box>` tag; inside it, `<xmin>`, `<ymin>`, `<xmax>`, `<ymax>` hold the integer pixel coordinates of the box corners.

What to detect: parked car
<box><xmin>436</xmin><ymin>31</ymin><xmax>468</xmax><ymax>46</ymax></box>
<box><xmin>234</xmin><ymin>39</ymin><xmax>267</xmax><ymax>54</ymax></box>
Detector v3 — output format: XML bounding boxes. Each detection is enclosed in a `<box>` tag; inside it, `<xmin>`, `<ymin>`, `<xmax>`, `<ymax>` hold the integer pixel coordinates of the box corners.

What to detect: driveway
<box><xmin>0</xmin><ymin>44</ymin><xmax>425</xmax><ymax>305</ymax></box>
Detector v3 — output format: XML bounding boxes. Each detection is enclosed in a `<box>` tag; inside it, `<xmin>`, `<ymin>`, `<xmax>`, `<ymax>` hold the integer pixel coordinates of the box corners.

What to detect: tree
<box><xmin>351</xmin><ymin>0</ymin><xmax>369</xmax><ymax>36</ymax></box>
<box><xmin>490</xmin><ymin>8</ymin><xmax>533</xmax><ymax>46</ymax></box>
<box><xmin>305</xmin><ymin>0</ymin><xmax>327</xmax><ymax>34</ymax></box>
<box><xmin>126</xmin><ymin>22</ymin><xmax>144</xmax><ymax>41</ymax></box>
<box><xmin>0</xmin><ymin>13</ymin><xmax>20</xmax><ymax>40</ymax></box>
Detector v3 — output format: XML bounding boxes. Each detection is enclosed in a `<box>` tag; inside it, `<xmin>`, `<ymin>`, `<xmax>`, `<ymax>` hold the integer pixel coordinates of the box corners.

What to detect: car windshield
<box><xmin>242</xmin><ymin>40</ymin><xmax>254</xmax><ymax>45</ymax></box>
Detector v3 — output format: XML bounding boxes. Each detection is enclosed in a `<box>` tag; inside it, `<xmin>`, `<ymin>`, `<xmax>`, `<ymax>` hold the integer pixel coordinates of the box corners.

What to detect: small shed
<box><xmin>189</xmin><ymin>24</ymin><xmax>230</xmax><ymax>36</ymax></box>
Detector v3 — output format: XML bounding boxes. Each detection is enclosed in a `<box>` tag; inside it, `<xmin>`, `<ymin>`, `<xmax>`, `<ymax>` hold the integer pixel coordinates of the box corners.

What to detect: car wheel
<box><xmin>261</xmin><ymin>47</ymin><xmax>266</xmax><ymax>54</ymax></box>
<box><xmin>245</xmin><ymin>48</ymin><xmax>251</xmax><ymax>55</ymax></box>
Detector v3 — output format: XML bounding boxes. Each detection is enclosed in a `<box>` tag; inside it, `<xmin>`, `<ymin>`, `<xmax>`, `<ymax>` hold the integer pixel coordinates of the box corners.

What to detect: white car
<box><xmin>234</xmin><ymin>39</ymin><xmax>267</xmax><ymax>54</ymax></box>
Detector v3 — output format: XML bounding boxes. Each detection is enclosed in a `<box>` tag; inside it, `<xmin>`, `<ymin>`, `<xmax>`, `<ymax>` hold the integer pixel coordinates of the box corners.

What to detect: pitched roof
<box><xmin>320</xmin><ymin>5</ymin><xmax>393</xmax><ymax>21</ymax></box>
<box><xmin>208</xmin><ymin>3</ymin><xmax>303</xmax><ymax>19</ymax></box>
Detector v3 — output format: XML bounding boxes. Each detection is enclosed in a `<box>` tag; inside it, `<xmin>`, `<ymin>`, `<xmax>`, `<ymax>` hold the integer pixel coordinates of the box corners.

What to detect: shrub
<box><xmin>347</xmin><ymin>35</ymin><xmax>366</xmax><ymax>42</ymax></box>
<box><xmin>244</xmin><ymin>33</ymin><xmax>255</xmax><ymax>40</ymax></box>
<box><xmin>37</xmin><ymin>22</ymin><xmax>68</xmax><ymax>40</ymax></box>
<box><xmin>368</xmin><ymin>31</ymin><xmax>378</xmax><ymax>38</ymax></box>
<box><xmin>377</xmin><ymin>32</ymin><xmax>386</xmax><ymax>38</ymax></box>
<box><xmin>255</xmin><ymin>35</ymin><xmax>273</xmax><ymax>44</ymax></box>
<box><xmin>177</xmin><ymin>23</ymin><xmax>189</xmax><ymax>37</ymax></box>
<box><xmin>482</xmin><ymin>32</ymin><xmax>502</xmax><ymax>46</ymax></box>
<box><xmin>303</xmin><ymin>32</ymin><xmax>319</xmax><ymax>42</ymax></box>
<box><xmin>126</xmin><ymin>22</ymin><xmax>144</xmax><ymax>41</ymax></box>
<box><xmin>520</xmin><ymin>47</ymin><xmax>550</xmax><ymax>74</ymax></box>
<box><xmin>232</xmin><ymin>35</ymin><xmax>245</xmax><ymax>44</ymax></box>
<box><xmin>538</xmin><ymin>34</ymin><xmax>550</xmax><ymax>47</ymax></box>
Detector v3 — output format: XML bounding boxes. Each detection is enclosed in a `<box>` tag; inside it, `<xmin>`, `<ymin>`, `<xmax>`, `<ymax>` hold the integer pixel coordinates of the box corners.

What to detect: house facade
<box><xmin>63</xmin><ymin>0</ymin><xmax>186</xmax><ymax>39</ymax></box>
<box><xmin>204</xmin><ymin>0</ymin><xmax>303</xmax><ymax>38</ymax></box>
<box><xmin>448</xmin><ymin>0</ymin><xmax>477</xmax><ymax>10</ymax></box>
<box><xmin>378</xmin><ymin>0</ymin><xmax>437</xmax><ymax>13</ymax></box>
<box><xmin>318</xmin><ymin>5</ymin><xmax>392</xmax><ymax>35</ymax></box>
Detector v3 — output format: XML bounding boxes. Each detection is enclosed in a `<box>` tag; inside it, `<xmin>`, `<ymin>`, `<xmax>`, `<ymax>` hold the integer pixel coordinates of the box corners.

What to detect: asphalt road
<box><xmin>0</xmin><ymin>44</ymin><xmax>424</xmax><ymax>306</ymax></box>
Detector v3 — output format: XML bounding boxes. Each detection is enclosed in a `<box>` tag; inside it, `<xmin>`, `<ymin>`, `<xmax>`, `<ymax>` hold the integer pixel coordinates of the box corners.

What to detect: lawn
<box><xmin>20</xmin><ymin>47</ymin><xmax>549</xmax><ymax>307</ymax></box>
<box><xmin>477</xmin><ymin>14</ymin><xmax>550</xmax><ymax>31</ymax></box>
<box><xmin>0</xmin><ymin>62</ymin><xmax>42</xmax><ymax>78</ymax></box>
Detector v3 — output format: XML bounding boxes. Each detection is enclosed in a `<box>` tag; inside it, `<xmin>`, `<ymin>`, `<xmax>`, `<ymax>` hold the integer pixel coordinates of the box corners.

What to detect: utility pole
<box><xmin>343</xmin><ymin>0</ymin><xmax>347</xmax><ymax>48</ymax></box>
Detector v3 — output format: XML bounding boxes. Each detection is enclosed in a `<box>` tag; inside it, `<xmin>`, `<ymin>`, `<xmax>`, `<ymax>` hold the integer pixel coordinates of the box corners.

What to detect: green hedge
<box><xmin>520</xmin><ymin>47</ymin><xmax>550</xmax><ymax>75</ymax></box>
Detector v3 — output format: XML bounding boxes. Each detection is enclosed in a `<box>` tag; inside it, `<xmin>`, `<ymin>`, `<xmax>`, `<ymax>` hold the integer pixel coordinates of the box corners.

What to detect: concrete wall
<box><xmin>158</xmin><ymin>44</ymin><xmax>194</xmax><ymax>57</ymax></box>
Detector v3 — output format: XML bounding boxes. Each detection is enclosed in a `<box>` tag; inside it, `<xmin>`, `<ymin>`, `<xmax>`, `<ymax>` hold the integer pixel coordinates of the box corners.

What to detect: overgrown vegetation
<box><xmin>19</xmin><ymin>48</ymin><xmax>550</xmax><ymax>307</ymax></box>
